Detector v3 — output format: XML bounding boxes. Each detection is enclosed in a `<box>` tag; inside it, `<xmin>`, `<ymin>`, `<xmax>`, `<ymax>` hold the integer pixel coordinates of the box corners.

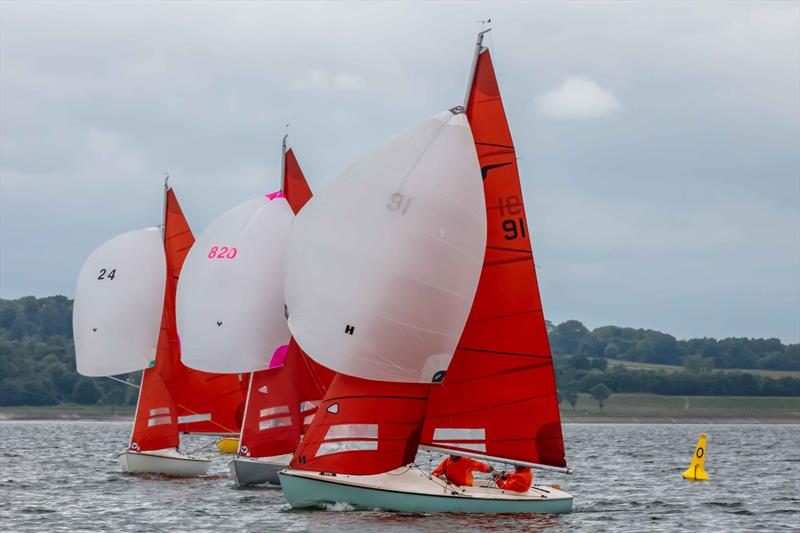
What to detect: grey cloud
<box><xmin>1</xmin><ymin>1</ymin><xmax>798</xmax><ymax>342</ymax></box>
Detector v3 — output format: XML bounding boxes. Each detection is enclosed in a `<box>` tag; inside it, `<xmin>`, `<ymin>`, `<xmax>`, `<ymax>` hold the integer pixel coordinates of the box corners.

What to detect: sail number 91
<box><xmin>503</xmin><ymin>218</ymin><xmax>527</xmax><ymax>240</ymax></box>
<box><xmin>208</xmin><ymin>246</ymin><xmax>237</xmax><ymax>259</ymax></box>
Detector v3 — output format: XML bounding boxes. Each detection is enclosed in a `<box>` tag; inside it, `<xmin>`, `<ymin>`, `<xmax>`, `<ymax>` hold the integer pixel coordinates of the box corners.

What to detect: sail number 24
<box><xmin>97</xmin><ymin>268</ymin><xmax>116</xmax><ymax>280</ymax></box>
<box><xmin>208</xmin><ymin>246</ymin><xmax>238</xmax><ymax>259</ymax></box>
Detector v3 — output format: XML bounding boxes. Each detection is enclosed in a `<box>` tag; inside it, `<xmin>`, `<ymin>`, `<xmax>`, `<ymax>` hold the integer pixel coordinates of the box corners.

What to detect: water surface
<box><xmin>1</xmin><ymin>422</ymin><xmax>798</xmax><ymax>532</ymax></box>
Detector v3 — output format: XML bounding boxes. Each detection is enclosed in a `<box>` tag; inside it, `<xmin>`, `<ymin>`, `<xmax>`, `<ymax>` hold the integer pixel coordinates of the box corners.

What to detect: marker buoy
<box><xmin>682</xmin><ymin>433</ymin><xmax>709</xmax><ymax>481</ymax></box>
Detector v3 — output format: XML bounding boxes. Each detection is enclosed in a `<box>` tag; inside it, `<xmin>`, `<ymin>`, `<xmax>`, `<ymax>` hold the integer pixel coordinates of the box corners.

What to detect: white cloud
<box><xmin>289</xmin><ymin>69</ymin><xmax>364</xmax><ymax>92</ymax></box>
<box><xmin>536</xmin><ymin>77</ymin><xmax>621</xmax><ymax>119</ymax></box>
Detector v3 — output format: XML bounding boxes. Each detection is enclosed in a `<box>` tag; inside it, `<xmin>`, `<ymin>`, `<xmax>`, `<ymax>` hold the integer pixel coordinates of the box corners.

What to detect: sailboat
<box><xmin>176</xmin><ymin>137</ymin><xmax>333</xmax><ymax>486</ymax></box>
<box><xmin>278</xmin><ymin>30</ymin><xmax>573</xmax><ymax>513</ymax></box>
<box><xmin>73</xmin><ymin>182</ymin><xmax>247</xmax><ymax>476</ymax></box>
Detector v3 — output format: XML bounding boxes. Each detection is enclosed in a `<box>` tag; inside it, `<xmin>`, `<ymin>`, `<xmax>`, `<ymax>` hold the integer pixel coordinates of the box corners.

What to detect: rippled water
<box><xmin>1</xmin><ymin>421</ymin><xmax>798</xmax><ymax>532</ymax></box>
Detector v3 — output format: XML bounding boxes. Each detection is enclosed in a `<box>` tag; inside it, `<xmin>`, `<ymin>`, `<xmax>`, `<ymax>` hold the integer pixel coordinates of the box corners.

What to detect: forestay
<box><xmin>285</xmin><ymin>111</ymin><xmax>487</xmax><ymax>383</ymax></box>
<box><xmin>176</xmin><ymin>195</ymin><xmax>294</xmax><ymax>373</ymax></box>
<box><xmin>74</xmin><ymin>227</ymin><xmax>166</xmax><ymax>377</ymax></box>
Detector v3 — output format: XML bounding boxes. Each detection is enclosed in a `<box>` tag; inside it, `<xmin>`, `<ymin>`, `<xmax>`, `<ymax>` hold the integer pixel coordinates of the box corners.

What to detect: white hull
<box><xmin>279</xmin><ymin>466</ymin><xmax>573</xmax><ymax>514</ymax></box>
<box><xmin>118</xmin><ymin>448</ymin><xmax>211</xmax><ymax>476</ymax></box>
<box><xmin>229</xmin><ymin>454</ymin><xmax>292</xmax><ymax>487</ymax></box>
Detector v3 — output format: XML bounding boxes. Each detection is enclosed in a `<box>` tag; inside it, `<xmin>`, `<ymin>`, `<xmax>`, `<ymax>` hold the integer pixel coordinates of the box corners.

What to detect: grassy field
<box><xmin>2</xmin><ymin>395</ymin><xmax>798</xmax><ymax>422</ymax></box>
<box><xmin>560</xmin><ymin>393</ymin><xmax>800</xmax><ymax>421</ymax></box>
<box><xmin>0</xmin><ymin>404</ymin><xmax>135</xmax><ymax>420</ymax></box>
<box><xmin>606</xmin><ymin>359</ymin><xmax>800</xmax><ymax>379</ymax></box>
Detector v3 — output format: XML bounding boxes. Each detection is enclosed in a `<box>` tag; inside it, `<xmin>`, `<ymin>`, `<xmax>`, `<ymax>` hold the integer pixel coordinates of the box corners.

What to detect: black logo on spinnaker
<box><xmin>344</xmin><ymin>324</ymin><xmax>355</xmax><ymax>335</ymax></box>
<box><xmin>216</xmin><ymin>321</ymin><xmax>222</xmax><ymax>327</ymax></box>
<box><xmin>481</xmin><ymin>162</ymin><xmax>512</xmax><ymax>180</ymax></box>
<box><xmin>92</xmin><ymin>328</ymin><xmax>97</xmax><ymax>333</ymax></box>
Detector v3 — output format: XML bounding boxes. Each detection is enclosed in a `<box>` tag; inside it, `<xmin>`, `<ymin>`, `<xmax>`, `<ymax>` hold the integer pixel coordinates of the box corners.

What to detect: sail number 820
<box><xmin>208</xmin><ymin>246</ymin><xmax>238</xmax><ymax>259</ymax></box>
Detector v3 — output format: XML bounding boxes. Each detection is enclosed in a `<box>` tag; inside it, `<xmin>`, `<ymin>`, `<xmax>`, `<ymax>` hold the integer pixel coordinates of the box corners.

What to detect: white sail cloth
<box><xmin>285</xmin><ymin>111</ymin><xmax>487</xmax><ymax>383</ymax></box>
<box><xmin>176</xmin><ymin>195</ymin><xmax>294</xmax><ymax>373</ymax></box>
<box><xmin>73</xmin><ymin>227</ymin><xmax>166</xmax><ymax>377</ymax></box>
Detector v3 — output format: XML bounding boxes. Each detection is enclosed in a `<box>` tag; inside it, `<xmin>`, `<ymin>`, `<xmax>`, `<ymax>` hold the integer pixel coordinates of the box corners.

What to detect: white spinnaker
<box><xmin>73</xmin><ymin>227</ymin><xmax>166</xmax><ymax>377</ymax></box>
<box><xmin>285</xmin><ymin>111</ymin><xmax>487</xmax><ymax>383</ymax></box>
<box><xmin>176</xmin><ymin>195</ymin><xmax>294</xmax><ymax>373</ymax></box>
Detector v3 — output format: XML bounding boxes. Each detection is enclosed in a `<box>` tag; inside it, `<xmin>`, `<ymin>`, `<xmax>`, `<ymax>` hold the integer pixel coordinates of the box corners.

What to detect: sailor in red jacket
<box><xmin>494</xmin><ymin>465</ymin><xmax>533</xmax><ymax>492</ymax></box>
<box><xmin>432</xmin><ymin>455</ymin><xmax>494</xmax><ymax>487</ymax></box>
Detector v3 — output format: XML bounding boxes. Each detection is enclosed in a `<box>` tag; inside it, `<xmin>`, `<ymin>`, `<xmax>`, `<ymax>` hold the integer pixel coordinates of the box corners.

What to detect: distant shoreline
<box><xmin>1</xmin><ymin>396</ymin><xmax>798</xmax><ymax>425</ymax></box>
<box><xmin>1</xmin><ymin>414</ymin><xmax>797</xmax><ymax>424</ymax></box>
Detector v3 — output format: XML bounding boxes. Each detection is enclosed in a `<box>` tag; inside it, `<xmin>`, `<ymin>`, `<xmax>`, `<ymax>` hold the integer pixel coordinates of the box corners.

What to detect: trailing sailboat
<box><xmin>279</xmin><ymin>30</ymin><xmax>573</xmax><ymax>513</ymax></box>
<box><xmin>176</xmin><ymin>138</ymin><xmax>333</xmax><ymax>486</ymax></box>
<box><xmin>73</xmin><ymin>182</ymin><xmax>247</xmax><ymax>476</ymax></box>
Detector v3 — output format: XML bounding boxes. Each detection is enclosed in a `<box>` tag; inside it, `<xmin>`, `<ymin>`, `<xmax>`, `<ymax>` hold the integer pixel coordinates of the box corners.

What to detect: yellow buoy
<box><xmin>217</xmin><ymin>437</ymin><xmax>239</xmax><ymax>454</ymax></box>
<box><xmin>682</xmin><ymin>433</ymin><xmax>709</xmax><ymax>481</ymax></box>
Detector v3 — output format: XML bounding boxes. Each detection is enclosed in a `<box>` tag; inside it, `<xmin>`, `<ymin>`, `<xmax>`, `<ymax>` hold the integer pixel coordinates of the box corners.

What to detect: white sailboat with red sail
<box><xmin>278</xmin><ymin>30</ymin><xmax>573</xmax><ymax>513</ymax></box>
<box><xmin>175</xmin><ymin>138</ymin><xmax>333</xmax><ymax>486</ymax></box>
<box><xmin>73</xmin><ymin>182</ymin><xmax>248</xmax><ymax>476</ymax></box>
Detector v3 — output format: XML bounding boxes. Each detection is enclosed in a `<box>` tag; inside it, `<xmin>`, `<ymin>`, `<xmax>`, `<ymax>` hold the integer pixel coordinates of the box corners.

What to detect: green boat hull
<box><xmin>279</xmin><ymin>470</ymin><xmax>573</xmax><ymax>514</ymax></box>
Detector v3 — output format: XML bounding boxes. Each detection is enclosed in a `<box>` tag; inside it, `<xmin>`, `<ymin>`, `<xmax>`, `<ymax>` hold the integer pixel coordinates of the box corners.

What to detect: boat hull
<box><xmin>279</xmin><ymin>466</ymin><xmax>573</xmax><ymax>514</ymax></box>
<box><xmin>118</xmin><ymin>448</ymin><xmax>211</xmax><ymax>476</ymax></box>
<box><xmin>229</xmin><ymin>454</ymin><xmax>291</xmax><ymax>486</ymax></box>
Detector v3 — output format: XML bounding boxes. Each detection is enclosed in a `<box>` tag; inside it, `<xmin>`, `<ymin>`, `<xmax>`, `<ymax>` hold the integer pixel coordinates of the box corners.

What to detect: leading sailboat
<box><xmin>73</xmin><ymin>182</ymin><xmax>246</xmax><ymax>476</ymax></box>
<box><xmin>278</xmin><ymin>30</ymin><xmax>573</xmax><ymax>513</ymax></box>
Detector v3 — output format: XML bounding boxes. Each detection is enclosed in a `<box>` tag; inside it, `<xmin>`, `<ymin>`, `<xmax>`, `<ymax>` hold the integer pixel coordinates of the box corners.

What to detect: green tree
<box><xmin>73</xmin><ymin>378</ymin><xmax>100</xmax><ymax>404</ymax></box>
<box><xmin>590</xmin><ymin>383</ymin><xmax>612</xmax><ymax>409</ymax></box>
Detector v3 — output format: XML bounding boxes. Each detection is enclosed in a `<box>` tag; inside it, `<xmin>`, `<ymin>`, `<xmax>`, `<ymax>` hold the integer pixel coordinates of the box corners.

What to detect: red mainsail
<box><xmin>420</xmin><ymin>47</ymin><xmax>567</xmax><ymax>468</ymax></box>
<box><xmin>130</xmin><ymin>188</ymin><xmax>246</xmax><ymax>451</ymax></box>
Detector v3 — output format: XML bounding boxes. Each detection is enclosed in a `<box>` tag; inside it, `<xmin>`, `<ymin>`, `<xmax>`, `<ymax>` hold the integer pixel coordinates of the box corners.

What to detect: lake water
<box><xmin>0</xmin><ymin>421</ymin><xmax>798</xmax><ymax>532</ymax></box>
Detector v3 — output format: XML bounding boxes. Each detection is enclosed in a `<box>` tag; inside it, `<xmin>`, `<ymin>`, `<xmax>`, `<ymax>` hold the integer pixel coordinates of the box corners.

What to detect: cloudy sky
<box><xmin>1</xmin><ymin>1</ymin><xmax>798</xmax><ymax>342</ymax></box>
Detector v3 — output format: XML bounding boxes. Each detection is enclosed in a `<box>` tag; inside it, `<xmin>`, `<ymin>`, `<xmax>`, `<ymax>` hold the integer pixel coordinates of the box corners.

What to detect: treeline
<box><xmin>555</xmin><ymin>355</ymin><xmax>800</xmax><ymax>408</ymax></box>
<box><xmin>0</xmin><ymin>296</ymin><xmax>137</xmax><ymax>406</ymax></box>
<box><xmin>0</xmin><ymin>296</ymin><xmax>798</xmax><ymax>407</ymax></box>
<box><xmin>546</xmin><ymin>320</ymin><xmax>800</xmax><ymax>371</ymax></box>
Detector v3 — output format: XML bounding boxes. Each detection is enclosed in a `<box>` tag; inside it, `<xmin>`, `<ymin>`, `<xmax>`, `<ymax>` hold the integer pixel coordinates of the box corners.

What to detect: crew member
<box><xmin>432</xmin><ymin>455</ymin><xmax>494</xmax><ymax>487</ymax></box>
<box><xmin>494</xmin><ymin>465</ymin><xmax>533</xmax><ymax>492</ymax></box>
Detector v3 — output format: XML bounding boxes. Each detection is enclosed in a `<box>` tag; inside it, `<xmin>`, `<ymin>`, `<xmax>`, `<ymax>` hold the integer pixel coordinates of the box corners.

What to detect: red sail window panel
<box><xmin>239</xmin><ymin>339</ymin><xmax>333</xmax><ymax>458</ymax></box>
<box><xmin>421</xmin><ymin>49</ymin><xmax>566</xmax><ymax>468</ymax></box>
<box><xmin>291</xmin><ymin>374</ymin><xmax>430</xmax><ymax>475</ymax></box>
<box><xmin>283</xmin><ymin>148</ymin><xmax>313</xmax><ymax>214</ymax></box>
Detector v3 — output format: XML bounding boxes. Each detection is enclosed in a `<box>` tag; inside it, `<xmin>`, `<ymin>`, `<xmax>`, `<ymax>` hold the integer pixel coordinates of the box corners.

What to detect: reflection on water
<box><xmin>0</xmin><ymin>421</ymin><xmax>798</xmax><ymax>532</ymax></box>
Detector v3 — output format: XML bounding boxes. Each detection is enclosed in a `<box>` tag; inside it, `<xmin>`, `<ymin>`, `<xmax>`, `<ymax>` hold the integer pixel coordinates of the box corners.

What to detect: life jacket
<box><xmin>496</xmin><ymin>467</ymin><xmax>533</xmax><ymax>493</ymax></box>
<box><xmin>431</xmin><ymin>457</ymin><xmax>490</xmax><ymax>487</ymax></box>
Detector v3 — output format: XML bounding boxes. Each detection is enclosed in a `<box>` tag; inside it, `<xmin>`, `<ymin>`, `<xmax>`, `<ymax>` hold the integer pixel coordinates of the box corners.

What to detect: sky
<box><xmin>1</xmin><ymin>1</ymin><xmax>798</xmax><ymax>343</ymax></box>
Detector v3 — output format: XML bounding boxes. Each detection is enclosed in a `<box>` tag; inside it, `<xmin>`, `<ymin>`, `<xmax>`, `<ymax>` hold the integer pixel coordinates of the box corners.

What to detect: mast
<box><xmin>280</xmin><ymin>132</ymin><xmax>288</xmax><ymax>192</ymax></box>
<box><xmin>463</xmin><ymin>28</ymin><xmax>491</xmax><ymax>111</ymax></box>
<box><xmin>161</xmin><ymin>173</ymin><xmax>169</xmax><ymax>242</ymax></box>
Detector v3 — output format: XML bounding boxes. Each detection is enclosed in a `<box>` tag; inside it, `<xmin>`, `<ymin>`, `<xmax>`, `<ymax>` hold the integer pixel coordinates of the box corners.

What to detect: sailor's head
<box><xmin>451</xmin><ymin>455</ymin><xmax>461</xmax><ymax>461</ymax></box>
